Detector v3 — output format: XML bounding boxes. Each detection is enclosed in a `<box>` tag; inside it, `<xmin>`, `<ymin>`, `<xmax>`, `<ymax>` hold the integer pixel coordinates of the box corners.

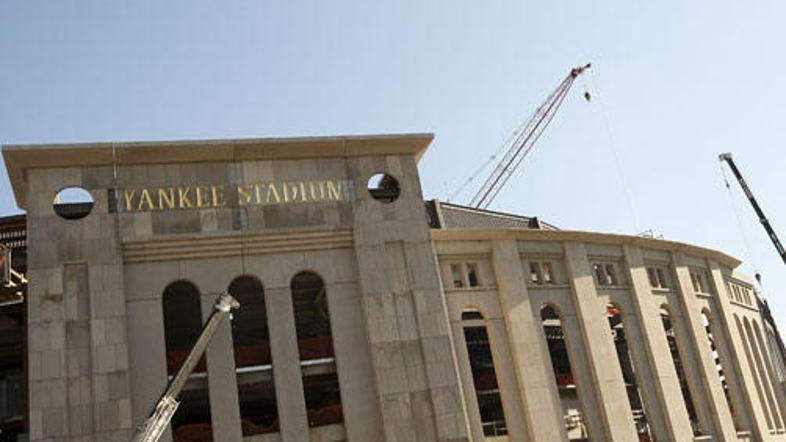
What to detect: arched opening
<box><xmin>461</xmin><ymin>309</ymin><xmax>508</xmax><ymax>437</ymax></box>
<box><xmin>291</xmin><ymin>272</ymin><xmax>343</xmax><ymax>428</ymax></box>
<box><xmin>606</xmin><ymin>303</ymin><xmax>651</xmax><ymax>438</ymax></box>
<box><xmin>702</xmin><ymin>310</ymin><xmax>743</xmax><ymax>430</ymax></box>
<box><xmin>660</xmin><ymin>306</ymin><xmax>702</xmax><ymax>435</ymax></box>
<box><xmin>736</xmin><ymin>315</ymin><xmax>773</xmax><ymax>430</ymax></box>
<box><xmin>228</xmin><ymin>276</ymin><xmax>279</xmax><ymax>436</ymax></box>
<box><xmin>52</xmin><ymin>186</ymin><xmax>94</xmax><ymax>220</ymax></box>
<box><xmin>540</xmin><ymin>304</ymin><xmax>588</xmax><ymax>441</ymax></box>
<box><xmin>162</xmin><ymin>281</ymin><xmax>212</xmax><ymax>441</ymax></box>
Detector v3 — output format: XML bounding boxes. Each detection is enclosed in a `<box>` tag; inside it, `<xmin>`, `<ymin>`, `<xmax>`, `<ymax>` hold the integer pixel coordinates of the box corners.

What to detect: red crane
<box><xmin>469</xmin><ymin>63</ymin><xmax>591</xmax><ymax>209</ymax></box>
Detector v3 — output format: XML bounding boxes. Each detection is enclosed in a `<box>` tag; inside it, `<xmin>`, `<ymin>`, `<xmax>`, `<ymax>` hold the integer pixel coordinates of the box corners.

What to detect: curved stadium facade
<box><xmin>1</xmin><ymin>133</ymin><xmax>786</xmax><ymax>441</ymax></box>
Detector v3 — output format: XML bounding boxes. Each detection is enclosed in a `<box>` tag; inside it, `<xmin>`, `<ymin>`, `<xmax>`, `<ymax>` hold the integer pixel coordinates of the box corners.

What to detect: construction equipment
<box><xmin>469</xmin><ymin>63</ymin><xmax>591</xmax><ymax>209</ymax></box>
<box><xmin>131</xmin><ymin>292</ymin><xmax>240</xmax><ymax>442</ymax></box>
<box><xmin>719</xmin><ymin>153</ymin><xmax>786</xmax><ymax>265</ymax></box>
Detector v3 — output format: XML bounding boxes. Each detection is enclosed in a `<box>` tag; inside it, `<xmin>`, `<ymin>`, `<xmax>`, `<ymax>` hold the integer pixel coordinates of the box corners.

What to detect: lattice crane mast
<box><xmin>469</xmin><ymin>63</ymin><xmax>591</xmax><ymax>209</ymax></box>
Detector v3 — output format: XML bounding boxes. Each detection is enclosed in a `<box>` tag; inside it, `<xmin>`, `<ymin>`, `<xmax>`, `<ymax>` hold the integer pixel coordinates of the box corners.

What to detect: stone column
<box><xmin>201</xmin><ymin>294</ymin><xmax>243</xmax><ymax>442</ymax></box>
<box><xmin>622</xmin><ymin>245</ymin><xmax>693</xmax><ymax>439</ymax></box>
<box><xmin>486</xmin><ymin>316</ymin><xmax>529</xmax><ymax>441</ymax></box>
<box><xmin>563</xmin><ymin>241</ymin><xmax>638</xmax><ymax>441</ymax></box>
<box><xmin>491</xmin><ymin>239</ymin><xmax>566</xmax><ymax>440</ymax></box>
<box><xmin>705</xmin><ymin>259</ymin><xmax>771</xmax><ymax>439</ymax></box>
<box><xmin>671</xmin><ymin>253</ymin><xmax>741</xmax><ymax>441</ymax></box>
<box><xmin>450</xmin><ymin>320</ymin><xmax>486</xmax><ymax>441</ymax></box>
<box><xmin>350</xmin><ymin>154</ymin><xmax>470</xmax><ymax>442</ymax></box>
<box><xmin>266</xmin><ymin>286</ymin><xmax>309</xmax><ymax>442</ymax></box>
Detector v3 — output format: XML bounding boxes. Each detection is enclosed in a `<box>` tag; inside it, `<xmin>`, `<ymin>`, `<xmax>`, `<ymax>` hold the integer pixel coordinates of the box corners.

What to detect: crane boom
<box><xmin>131</xmin><ymin>292</ymin><xmax>240</xmax><ymax>442</ymax></box>
<box><xmin>469</xmin><ymin>63</ymin><xmax>591</xmax><ymax>209</ymax></box>
<box><xmin>719</xmin><ymin>152</ymin><xmax>786</xmax><ymax>265</ymax></box>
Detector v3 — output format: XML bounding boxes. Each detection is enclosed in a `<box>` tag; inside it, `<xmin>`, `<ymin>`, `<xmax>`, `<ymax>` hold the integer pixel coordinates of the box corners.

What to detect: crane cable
<box><xmin>719</xmin><ymin>161</ymin><xmax>761</xmax><ymax>281</ymax></box>
<box><xmin>583</xmin><ymin>72</ymin><xmax>640</xmax><ymax>234</ymax></box>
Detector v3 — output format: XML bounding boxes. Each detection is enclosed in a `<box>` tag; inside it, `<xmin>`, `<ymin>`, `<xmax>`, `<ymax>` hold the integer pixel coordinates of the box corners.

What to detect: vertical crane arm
<box><xmin>719</xmin><ymin>152</ymin><xmax>786</xmax><ymax>265</ymax></box>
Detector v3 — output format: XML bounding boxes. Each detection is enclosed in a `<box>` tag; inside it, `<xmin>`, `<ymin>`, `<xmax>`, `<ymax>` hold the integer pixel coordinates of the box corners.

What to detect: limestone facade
<box><xmin>3</xmin><ymin>134</ymin><xmax>785</xmax><ymax>441</ymax></box>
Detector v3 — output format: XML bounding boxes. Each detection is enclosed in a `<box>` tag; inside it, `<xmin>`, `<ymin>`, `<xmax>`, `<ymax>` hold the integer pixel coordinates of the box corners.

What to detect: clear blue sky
<box><xmin>2</xmin><ymin>1</ymin><xmax>786</xmax><ymax>326</ymax></box>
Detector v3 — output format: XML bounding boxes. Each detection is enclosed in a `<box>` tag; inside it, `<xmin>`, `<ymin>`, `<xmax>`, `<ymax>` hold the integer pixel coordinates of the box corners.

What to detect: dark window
<box><xmin>467</xmin><ymin>263</ymin><xmax>480</xmax><ymax>287</ymax></box>
<box><xmin>462</xmin><ymin>311</ymin><xmax>508</xmax><ymax>437</ymax></box>
<box><xmin>291</xmin><ymin>272</ymin><xmax>343</xmax><ymax>428</ymax></box>
<box><xmin>162</xmin><ymin>281</ymin><xmax>212</xmax><ymax>441</ymax></box>
<box><xmin>229</xmin><ymin>276</ymin><xmax>279</xmax><ymax>436</ymax></box>
<box><xmin>661</xmin><ymin>307</ymin><xmax>702</xmax><ymax>435</ymax></box>
<box><xmin>541</xmin><ymin>305</ymin><xmax>588</xmax><ymax>440</ymax></box>
<box><xmin>607</xmin><ymin>304</ymin><xmax>650</xmax><ymax>438</ymax></box>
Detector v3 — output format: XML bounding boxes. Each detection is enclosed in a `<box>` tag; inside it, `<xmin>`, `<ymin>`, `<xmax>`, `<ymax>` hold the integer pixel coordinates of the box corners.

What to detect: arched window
<box><xmin>606</xmin><ymin>303</ymin><xmax>650</xmax><ymax>438</ymax></box>
<box><xmin>162</xmin><ymin>281</ymin><xmax>212</xmax><ymax>441</ymax></box>
<box><xmin>462</xmin><ymin>309</ymin><xmax>508</xmax><ymax>437</ymax></box>
<box><xmin>660</xmin><ymin>306</ymin><xmax>702</xmax><ymax>435</ymax></box>
<box><xmin>229</xmin><ymin>276</ymin><xmax>279</xmax><ymax>436</ymax></box>
<box><xmin>291</xmin><ymin>272</ymin><xmax>343</xmax><ymax>428</ymax></box>
<box><xmin>702</xmin><ymin>310</ymin><xmax>742</xmax><ymax>430</ymax></box>
<box><xmin>540</xmin><ymin>305</ymin><xmax>587</xmax><ymax>440</ymax></box>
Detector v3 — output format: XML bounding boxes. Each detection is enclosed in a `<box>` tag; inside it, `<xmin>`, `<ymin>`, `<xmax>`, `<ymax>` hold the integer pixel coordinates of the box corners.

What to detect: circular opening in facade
<box><xmin>367</xmin><ymin>173</ymin><xmax>400</xmax><ymax>203</ymax></box>
<box><xmin>53</xmin><ymin>187</ymin><xmax>95</xmax><ymax>220</ymax></box>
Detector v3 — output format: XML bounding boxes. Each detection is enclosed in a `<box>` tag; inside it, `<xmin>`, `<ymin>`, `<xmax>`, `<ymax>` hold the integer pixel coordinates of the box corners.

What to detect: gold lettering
<box><xmin>254</xmin><ymin>183</ymin><xmax>265</xmax><ymax>204</ymax></box>
<box><xmin>178</xmin><ymin>187</ymin><xmax>193</xmax><ymax>208</ymax></box>
<box><xmin>238</xmin><ymin>185</ymin><xmax>252</xmax><ymax>206</ymax></box>
<box><xmin>266</xmin><ymin>183</ymin><xmax>281</xmax><ymax>204</ymax></box>
<box><xmin>195</xmin><ymin>186</ymin><xmax>209</xmax><ymax>208</ymax></box>
<box><xmin>123</xmin><ymin>189</ymin><xmax>137</xmax><ymax>212</ymax></box>
<box><xmin>299</xmin><ymin>182</ymin><xmax>308</xmax><ymax>202</ymax></box>
<box><xmin>283</xmin><ymin>182</ymin><xmax>300</xmax><ymax>203</ymax></box>
<box><xmin>138</xmin><ymin>189</ymin><xmax>155</xmax><ymax>211</ymax></box>
<box><xmin>308</xmin><ymin>181</ymin><xmax>322</xmax><ymax>201</ymax></box>
<box><xmin>327</xmin><ymin>180</ymin><xmax>344</xmax><ymax>201</ymax></box>
<box><xmin>158</xmin><ymin>188</ymin><xmax>175</xmax><ymax>209</ymax></box>
<box><xmin>211</xmin><ymin>185</ymin><xmax>226</xmax><ymax>207</ymax></box>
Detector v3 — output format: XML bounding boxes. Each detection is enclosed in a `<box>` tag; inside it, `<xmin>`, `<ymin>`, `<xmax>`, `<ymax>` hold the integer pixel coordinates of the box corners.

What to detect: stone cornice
<box><xmin>3</xmin><ymin>133</ymin><xmax>433</xmax><ymax>208</ymax></box>
<box><xmin>430</xmin><ymin>228</ymin><xmax>742</xmax><ymax>269</ymax></box>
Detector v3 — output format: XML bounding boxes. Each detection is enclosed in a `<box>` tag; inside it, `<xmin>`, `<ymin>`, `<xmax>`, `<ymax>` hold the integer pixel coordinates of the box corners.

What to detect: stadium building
<box><xmin>2</xmin><ymin>133</ymin><xmax>786</xmax><ymax>441</ymax></box>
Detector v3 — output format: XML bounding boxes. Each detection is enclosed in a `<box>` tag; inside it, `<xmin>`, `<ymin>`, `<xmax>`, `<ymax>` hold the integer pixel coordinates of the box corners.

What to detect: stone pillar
<box><xmin>622</xmin><ymin>245</ymin><xmax>693</xmax><ymax>439</ymax></box>
<box><xmin>25</xmin><ymin>168</ymin><xmax>134</xmax><ymax>441</ymax></box>
<box><xmin>563</xmin><ymin>241</ymin><xmax>638</xmax><ymax>441</ymax></box>
<box><xmin>266</xmin><ymin>286</ymin><xmax>309</xmax><ymax>442</ymax></box>
<box><xmin>201</xmin><ymin>294</ymin><xmax>243</xmax><ymax>442</ymax></box>
<box><xmin>705</xmin><ymin>259</ymin><xmax>772</xmax><ymax>439</ymax></box>
<box><xmin>450</xmin><ymin>320</ymin><xmax>486</xmax><ymax>441</ymax></box>
<box><xmin>491</xmin><ymin>239</ymin><xmax>566</xmax><ymax>440</ymax></box>
<box><xmin>671</xmin><ymin>253</ymin><xmax>741</xmax><ymax>441</ymax></box>
<box><xmin>350</xmin><ymin>154</ymin><xmax>470</xmax><ymax>442</ymax></box>
<box><xmin>486</xmin><ymin>317</ymin><xmax>528</xmax><ymax>441</ymax></box>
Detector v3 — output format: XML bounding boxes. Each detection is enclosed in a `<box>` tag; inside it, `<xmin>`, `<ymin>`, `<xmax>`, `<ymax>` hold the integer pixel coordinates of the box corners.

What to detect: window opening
<box><xmin>661</xmin><ymin>307</ymin><xmax>702</xmax><ymax>435</ymax></box>
<box><xmin>162</xmin><ymin>281</ymin><xmax>212</xmax><ymax>441</ymax></box>
<box><xmin>542</xmin><ymin>262</ymin><xmax>555</xmax><ymax>284</ymax></box>
<box><xmin>541</xmin><ymin>305</ymin><xmax>588</xmax><ymax>440</ymax></box>
<box><xmin>746</xmin><ymin>319</ymin><xmax>782</xmax><ymax>429</ymax></box>
<box><xmin>593</xmin><ymin>264</ymin><xmax>607</xmax><ymax>285</ymax></box>
<box><xmin>367</xmin><ymin>173</ymin><xmax>400</xmax><ymax>203</ymax></box>
<box><xmin>229</xmin><ymin>276</ymin><xmax>279</xmax><ymax>436</ymax></box>
<box><xmin>605</xmin><ymin>265</ymin><xmax>618</xmax><ymax>286</ymax></box>
<box><xmin>291</xmin><ymin>272</ymin><xmax>343</xmax><ymax>428</ymax></box>
<box><xmin>467</xmin><ymin>263</ymin><xmax>480</xmax><ymax>287</ymax></box>
<box><xmin>530</xmin><ymin>262</ymin><xmax>543</xmax><ymax>284</ymax></box>
<box><xmin>702</xmin><ymin>311</ymin><xmax>743</xmax><ymax>430</ymax></box>
<box><xmin>462</xmin><ymin>311</ymin><xmax>508</xmax><ymax>437</ymax></box>
<box><xmin>53</xmin><ymin>186</ymin><xmax>94</xmax><ymax>220</ymax></box>
<box><xmin>451</xmin><ymin>264</ymin><xmax>464</xmax><ymax>288</ymax></box>
<box><xmin>606</xmin><ymin>304</ymin><xmax>650</xmax><ymax>438</ymax></box>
